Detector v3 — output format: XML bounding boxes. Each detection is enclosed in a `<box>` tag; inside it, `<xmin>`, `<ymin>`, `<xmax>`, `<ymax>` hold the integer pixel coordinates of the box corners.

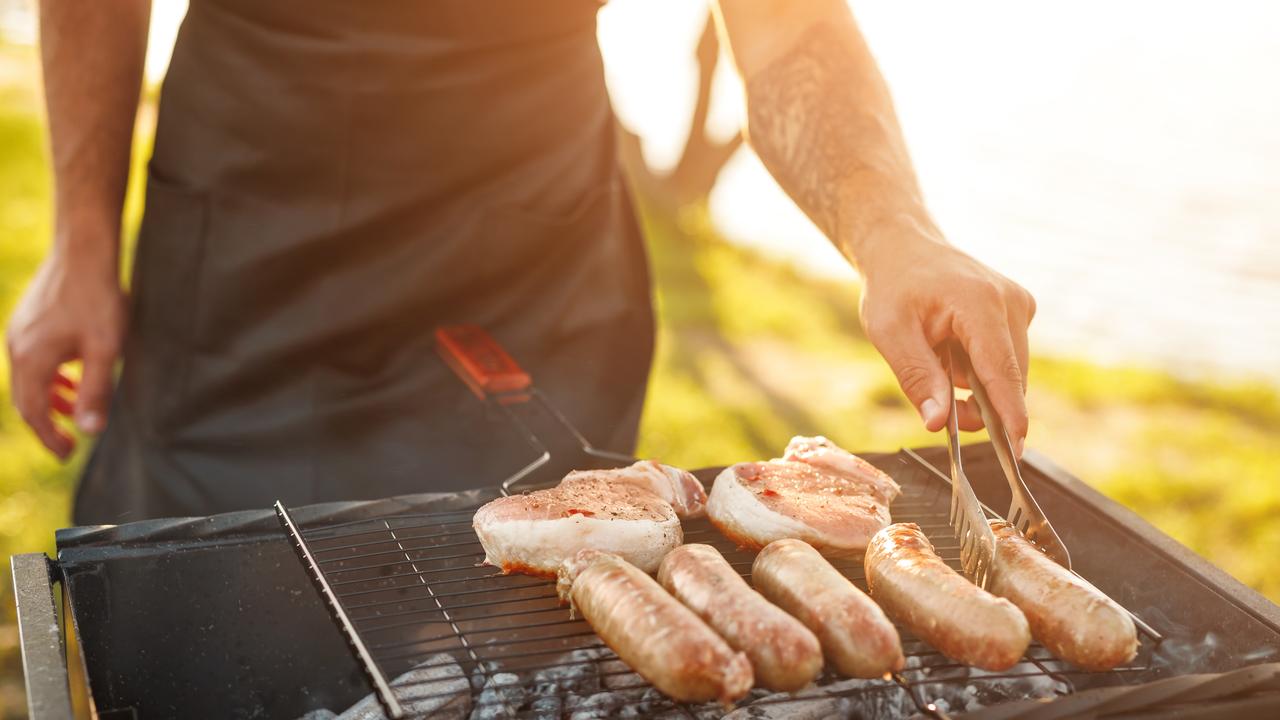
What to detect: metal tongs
<box><xmin>944</xmin><ymin>345</ymin><xmax>1166</xmax><ymax>640</ymax></box>
<box><xmin>946</xmin><ymin>344</ymin><xmax>1073</xmax><ymax>590</ymax></box>
<box><xmin>945</xmin><ymin>344</ymin><xmax>999</xmax><ymax>589</ymax></box>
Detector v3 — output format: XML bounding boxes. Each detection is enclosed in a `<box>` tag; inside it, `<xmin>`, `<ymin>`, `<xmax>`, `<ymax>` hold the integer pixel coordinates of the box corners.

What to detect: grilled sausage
<box><xmin>988</xmin><ymin>520</ymin><xmax>1138</xmax><ymax>670</ymax></box>
<box><xmin>752</xmin><ymin>539</ymin><xmax>904</xmax><ymax>678</ymax></box>
<box><xmin>865</xmin><ymin>523</ymin><xmax>1030</xmax><ymax>670</ymax></box>
<box><xmin>556</xmin><ymin>549</ymin><xmax>753</xmax><ymax>705</ymax></box>
<box><xmin>658</xmin><ymin>544</ymin><xmax>823</xmax><ymax>691</ymax></box>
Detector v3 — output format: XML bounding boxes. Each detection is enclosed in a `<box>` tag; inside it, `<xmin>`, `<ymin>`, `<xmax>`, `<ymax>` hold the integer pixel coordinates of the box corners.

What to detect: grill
<box><xmin>17</xmin><ymin>445</ymin><xmax>1280</xmax><ymax>719</ymax></box>
<box><xmin>12</xmin><ymin>327</ymin><xmax>1280</xmax><ymax>718</ymax></box>
<box><xmin>276</xmin><ymin>450</ymin><xmax>1164</xmax><ymax>719</ymax></box>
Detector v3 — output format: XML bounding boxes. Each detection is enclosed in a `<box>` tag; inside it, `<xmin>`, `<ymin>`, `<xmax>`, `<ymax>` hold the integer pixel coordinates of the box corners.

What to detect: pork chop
<box><xmin>473</xmin><ymin>476</ymin><xmax>682</xmax><ymax>577</ymax></box>
<box><xmin>562</xmin><ymin>460</ymin><xmax>707</xmax><ymax>518</ymax></box>
<box><xmin>782</xmin><ymin>435</ymin><xmax>901</xmax><ymax>504</ymax></box>
<box><xmin>706</xmin><ymin>437</ymin><xmax>899</xmax><ymax>556</ymax></box>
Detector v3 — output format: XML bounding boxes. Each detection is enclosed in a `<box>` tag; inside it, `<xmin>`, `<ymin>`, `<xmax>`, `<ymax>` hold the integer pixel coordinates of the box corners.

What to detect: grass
<box><xmin>1</xmin><ymin>40</ymin><xmax>1278</xmax><ymax>717</ymax></box>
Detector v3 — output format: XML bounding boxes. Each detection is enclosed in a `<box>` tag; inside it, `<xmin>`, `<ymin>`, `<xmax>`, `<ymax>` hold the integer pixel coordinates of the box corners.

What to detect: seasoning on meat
<box><xmin>473</xmin><ymin>477</ymin><xmax>682</xmax><ymax>577</ymax></box>
<box><xmin>706</xmin><ymin>436</ymin><xmax>899</xmax><ymax>556</ymax></box>
<box><xmin>562</xmin><ymin>460</ymin><xmax>707</xmax><ymax>518</ymax></box>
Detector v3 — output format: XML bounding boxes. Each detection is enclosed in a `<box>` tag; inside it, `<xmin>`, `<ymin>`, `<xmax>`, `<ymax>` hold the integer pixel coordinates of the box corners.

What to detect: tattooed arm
<box><xmin>713</xmin><ymin>0</ymin><xmax>1037</xmax><ymax>452</ymax></box>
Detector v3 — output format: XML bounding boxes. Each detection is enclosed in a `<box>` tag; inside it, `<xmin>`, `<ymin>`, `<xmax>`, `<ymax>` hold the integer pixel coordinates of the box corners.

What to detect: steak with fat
<box><xmin>561</xmin><ymin>460</ymin><xmax>706</xmax><ymax>518</ymax></box>
<box><xmin>706</xmin><ymin>436</ymin><xmax>900</xmax><ymax>556</ymax></box>
<box><xmin>473</xmin><ymin>475</ymin><xmax>683</xmax><ymax>577</ymax></box>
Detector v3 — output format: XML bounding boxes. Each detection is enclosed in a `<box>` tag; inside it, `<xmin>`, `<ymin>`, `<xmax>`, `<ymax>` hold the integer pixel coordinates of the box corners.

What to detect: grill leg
<box><xmin>11</xmin><ymin>553</ymin><xmax>74</xmax><ymax>720</ymax></box>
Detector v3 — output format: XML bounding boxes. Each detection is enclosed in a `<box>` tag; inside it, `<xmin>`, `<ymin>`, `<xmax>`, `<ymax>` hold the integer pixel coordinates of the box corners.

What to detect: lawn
<box><xmin>1</xmin><ymin>40</ymin><xmax>1278</xmax><ymax>717</ymax></box>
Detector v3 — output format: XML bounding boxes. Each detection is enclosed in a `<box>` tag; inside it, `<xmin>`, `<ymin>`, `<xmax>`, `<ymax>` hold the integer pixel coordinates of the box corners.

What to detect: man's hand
<box><xmin>858</xmin><ymin>219</ymin><xmax>1035</xmax><ymax>454</ymax></box>
<box><xmin>6</xmin><ymin>248</ymin><xmax>126</xmax><ymax>458</ymax></box>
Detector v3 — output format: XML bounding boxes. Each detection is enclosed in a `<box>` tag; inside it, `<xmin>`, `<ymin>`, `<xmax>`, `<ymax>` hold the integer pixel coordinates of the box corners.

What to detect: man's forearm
<box><xmin>40</xmin><ymin>0</ymin><xmax>149</xmax><ymax>263</ymax></box>
<box><xmin>714</xmin><ymin>1</ymin><xmax>935</xmax><ymax>270</ymax></box>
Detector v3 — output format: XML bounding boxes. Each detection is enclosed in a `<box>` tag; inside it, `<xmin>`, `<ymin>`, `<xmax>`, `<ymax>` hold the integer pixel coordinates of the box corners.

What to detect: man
<box><xmin>7</xmin><ymin>0</ymin><xmax>1035</xmax><ymax>524</ymax></box>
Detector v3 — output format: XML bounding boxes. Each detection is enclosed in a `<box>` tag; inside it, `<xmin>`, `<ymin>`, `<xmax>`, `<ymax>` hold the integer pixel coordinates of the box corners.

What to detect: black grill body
<box><xmin>42</xmin><ymin>489</ymin><xmax>491</xmax><ymax>719</ymax></box>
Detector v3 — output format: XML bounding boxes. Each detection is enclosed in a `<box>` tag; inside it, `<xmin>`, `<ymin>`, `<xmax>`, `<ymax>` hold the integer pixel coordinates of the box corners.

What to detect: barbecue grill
<box><xmin>12</xmin><ymin>328</ymin><xmax>1280</xmax><ymax>719</ymax></box>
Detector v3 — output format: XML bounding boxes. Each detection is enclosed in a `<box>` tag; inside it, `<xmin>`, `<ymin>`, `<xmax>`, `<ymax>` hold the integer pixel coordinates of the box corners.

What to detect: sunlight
<box><xmin>145</xmin><ymin>0</ymin><xmax>187</xmax><ymax>83</ymax></box>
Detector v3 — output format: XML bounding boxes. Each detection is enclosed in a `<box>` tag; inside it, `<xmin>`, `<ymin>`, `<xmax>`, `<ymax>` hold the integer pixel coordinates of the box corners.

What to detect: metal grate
<box><xmin>277</xmin><ymin>451</ymin><xmax>1162</xmax><ymax>719</ymax></box>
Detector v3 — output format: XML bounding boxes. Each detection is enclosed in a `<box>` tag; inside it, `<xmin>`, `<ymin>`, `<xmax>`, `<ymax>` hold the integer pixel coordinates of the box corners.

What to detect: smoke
<box><xmin>1141</xmin><ymin>606</ymin><xmax>1279</xmax><ymax>679</ymax></box>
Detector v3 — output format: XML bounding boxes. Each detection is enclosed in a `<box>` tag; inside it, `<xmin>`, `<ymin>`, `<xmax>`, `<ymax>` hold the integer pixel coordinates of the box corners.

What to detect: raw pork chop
<box><xmin>782</xmin><ymin>436</ymin><xmax>901</xmax><ymax>504</ymax></box>
<box><xmin>562</xmin><ymin>460</ymin><xmax>707</xmax><ymax>518</ymax></box>
<box><xmin>473</xmin><ymin>476</ymin><xmax>682</xmax><ymax>577</ymax></box>
<box><xmin>706</xmin><ymin>436</ymin><xmax>900</xmax><ymax>556</ymax></box>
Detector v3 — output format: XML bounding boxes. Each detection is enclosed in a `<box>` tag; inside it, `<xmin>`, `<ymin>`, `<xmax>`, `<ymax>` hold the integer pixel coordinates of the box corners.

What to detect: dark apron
<box><xmin>74</xmin><ymin>0</ymin><xmax>655</xmax><ymax>525</ymax></box>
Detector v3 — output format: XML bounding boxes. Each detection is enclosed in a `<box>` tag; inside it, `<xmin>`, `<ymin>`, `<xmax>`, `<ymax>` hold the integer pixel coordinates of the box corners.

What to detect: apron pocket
<box><xmin>476</xmin><ymin>181</ymin><xmax>639</xmax><ymax>334</ymax></box>
<box><xmin>128</xmin><ymin>170</ymin><xmax>210</xmax><ymax>434</ymax></box>
<box><xmin>133</xmin><ymin>170</ymin><xmax>209</xmax><ymax>338</ymax></box>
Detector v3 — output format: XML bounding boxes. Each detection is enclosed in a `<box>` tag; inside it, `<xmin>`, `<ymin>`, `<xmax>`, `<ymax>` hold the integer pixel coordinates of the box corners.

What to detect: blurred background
<box><xmin>1</xmin><ymin>0</ymin><xmax>1277</xmax><ymax>714</ymax></box>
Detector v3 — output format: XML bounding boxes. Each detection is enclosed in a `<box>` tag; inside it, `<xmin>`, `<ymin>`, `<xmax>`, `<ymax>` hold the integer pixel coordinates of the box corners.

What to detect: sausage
<box><xmin>864</xmin><ymin>523</ymin><xmax>1030</xmax><ymax>670</ymax></box>
<box><xmin>556</xmin><ymin>549</ymin><xmax>753</xmax><ymax>705</ymax></box>
<box><xmin>658</xmin><ymin>544</ymin><xmax>823</xmax><ymax>691</ymax></box>
<box><xmin>988</xmin><ymin>520</ymin><xmax>1138</xmax><ymax>670</ymax></box>
<box><xmin>752</xmin><ymin>539</ymin><xmax>904</xmax><ymax>678</ymax></box>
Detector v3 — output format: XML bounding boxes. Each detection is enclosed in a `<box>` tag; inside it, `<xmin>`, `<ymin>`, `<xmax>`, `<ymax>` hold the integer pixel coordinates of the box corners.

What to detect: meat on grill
<box><xmin>865</xmin><ymin>523</ymin><xmax>1031</xmax><ymax>670</ymax></box>
<box><xmin>988</xmin><ymin>520</ymin><xmax>1138</xmax><ymax>670</ymax></box>
<box><xmin>657</xmin><ymin>543</ymin><xmax>823</xmax><ymax>691</ymax></box>
<box><xmin>752</xmin><ymin>538</ymin><xmax>904</xmax><ymax>678</ymax></box>
<box><xmin>706</xmin><ymin>437</ymin><xmax>899</xmax><ymax>556</ymax></box>
<box><xmin>782</xmin><ymin>436</ymin><xmax>901</xmax><ymax>504</ymax></box>
<box><xmin>557</xmin><ymin>549</ymin><xmax>754</xmax><ymax>705</ymax></box>
<box><xmin>562</xmin><ymin>460</ymin><xmax>707</xmax><ymax>518</ymax></box>
<box><xmin>473</xmin><ymin>477</ymin><xmax>682</xmax><ymax>577</ymax></box>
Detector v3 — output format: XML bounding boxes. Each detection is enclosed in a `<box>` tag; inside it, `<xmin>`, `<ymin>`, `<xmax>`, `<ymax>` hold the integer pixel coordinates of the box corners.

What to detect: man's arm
<box><xmin>6</xmin><ymin>1</ymin><xmax>148</xmax><ymax>458</ymax></box>
<box><xmin>712</xmin><ymin>0</ymin><xmax>1037</xmax><ymax>453</ymax></box>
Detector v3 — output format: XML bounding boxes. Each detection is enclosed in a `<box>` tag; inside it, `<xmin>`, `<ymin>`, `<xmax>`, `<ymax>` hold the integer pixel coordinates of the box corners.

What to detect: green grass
<box><xmin>1</xmin><ymin>39</ymin><xmax>1279</xmax><ymax>718</ymax></box>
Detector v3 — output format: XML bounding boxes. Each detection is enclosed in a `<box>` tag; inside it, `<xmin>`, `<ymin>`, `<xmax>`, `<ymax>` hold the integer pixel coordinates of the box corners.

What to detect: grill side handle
<box><xmin>433</xmin><ymin>325</ymin><xmax>635</xmax><ymax>494</ymax></box>
<box><xmin>11</xmin><ymin>553</ymin><xmax>74</xmax><ymax>720</ymax></box>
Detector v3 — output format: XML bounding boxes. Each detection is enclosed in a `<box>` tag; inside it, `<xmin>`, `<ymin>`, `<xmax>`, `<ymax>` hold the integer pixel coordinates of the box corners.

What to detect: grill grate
<box><xmin>278</xmin><ymin>452</ymin><xmax>1161</xmax><ymax>719</ymax></box>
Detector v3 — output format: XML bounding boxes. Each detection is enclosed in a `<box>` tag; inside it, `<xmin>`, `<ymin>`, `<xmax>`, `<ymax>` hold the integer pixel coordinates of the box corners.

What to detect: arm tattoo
<box><xmin>746</xmin><ymin>22</ymin><xmax>919</xmax><ymax>251</ymax></box>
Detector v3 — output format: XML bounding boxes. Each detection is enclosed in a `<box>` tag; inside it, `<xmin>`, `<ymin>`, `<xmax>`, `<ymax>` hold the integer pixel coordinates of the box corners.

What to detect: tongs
<box><xmin>943</xmin><ymin>349</ymin><xmax>1166</xmax><ymax>639</ymax></box>
<box><xmin>945</xmin><ymin>344</ymin><xmax>1072</xmax><ymax>588</ymax></box>
<box><xmin>945</xmin><ymin>344</ymin><xmax>999</xmax><ymax>589</ymax></box>
<box><xmin>961</xmin><ymin>345</ymin><xmax>1072</xmax><ymax>571</ymax></box>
